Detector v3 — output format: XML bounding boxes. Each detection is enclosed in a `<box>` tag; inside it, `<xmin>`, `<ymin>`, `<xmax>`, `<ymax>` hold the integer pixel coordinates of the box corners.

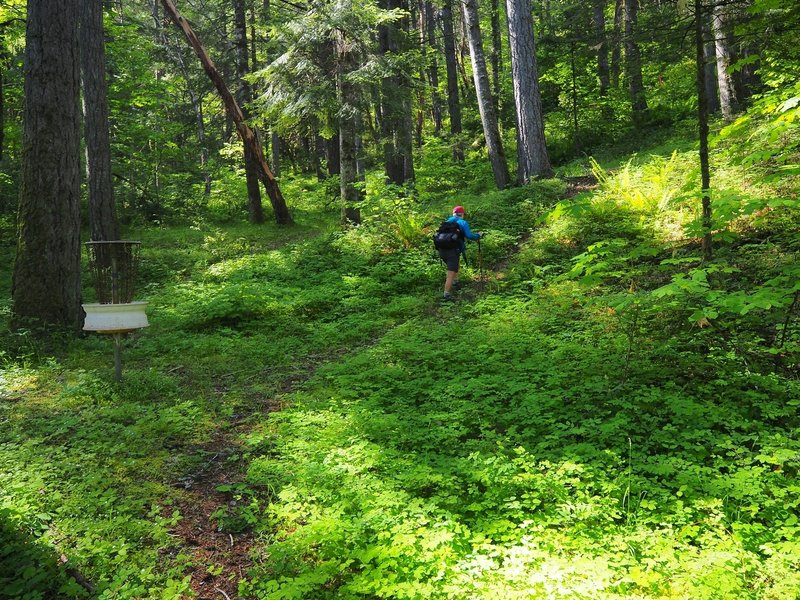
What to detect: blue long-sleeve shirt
<box><xmin>447</xmin><ymin>215</ymin><xmax>481</xmax><ymax>253</ymax></box>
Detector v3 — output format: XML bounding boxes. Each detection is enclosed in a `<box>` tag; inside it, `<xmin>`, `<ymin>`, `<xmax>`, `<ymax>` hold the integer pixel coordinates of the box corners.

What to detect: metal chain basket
<box><xmin>84</xmin><ymin>241</ymin><xmax>141</xmax><ymax>304</ymax></box>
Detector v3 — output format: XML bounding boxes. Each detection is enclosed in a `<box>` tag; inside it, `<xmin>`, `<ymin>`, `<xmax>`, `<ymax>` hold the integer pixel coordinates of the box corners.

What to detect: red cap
<box><xmin>453</xmin><ymin>205</ymin><xmax>465</xmax><ymax>215</ymax></box>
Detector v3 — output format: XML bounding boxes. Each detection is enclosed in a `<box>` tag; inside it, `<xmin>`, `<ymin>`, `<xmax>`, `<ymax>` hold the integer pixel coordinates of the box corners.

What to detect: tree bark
<box><xmin>234</xmin><ymin>0</ymin><xmax>264</xmax><ymax>223</ymax></box>
<box><xmin>271</xmin><ymin>131</ymin><xmax>281</xmax><ymax>178</ymax></box>
<box><xmin>441</xmin><ymin>0</ymin><xmax>464</xmax><ymax>161</ymax></box>
<box><xmin>339</xmin><ymin>114</ymin><xmax>362</xmax><ymax>225</ymax></box>
<box><xmin>160</xmin><ymin>0</ymin><xmax>292</xmax><ymax>224</ymax></box>
<box><xmin>335</xmin><ymin>7</ymin><xmax>362</xmax><ymax>225</ymax></box>
<box><xmin>624</xmin><ymin>0</ymin><xmax>648</xmax><ymax>125</ymax></box>
<box><xmin>462</xmin><ymin>0</ymin><xmax>510</xmax><ymax>189</ymax></box>
<box><xmin>80</xmin><ymin>0</ymin><xmax>120</xmax><ymax>242</ymax></box>
<box><xmin>695</xmin><ymin>0</ymin><xmax>712</xmax><ymax>260</ymax></box>
<box><xmin>593</xmin><ymin>0</ymin><xmax>610</xmax><ymax>97</ymax></box>
<box><xmin>326</xmin><ymin>133</ymin><xmax>341</xmax><ymax>177</ymax></box>
<box><xmin>506</xmin><ymin>0</ymin><xmax>552</xmax><ymax>183</ymax></box>
<box><xmin>0</xmin><ymin>51</ymin><xmax>5</xmax><ymax>163</ymax></box>
<box><xmin>610</xmin><ymin>0</ymin><xmax>622</xmax><ymax>87</ymax></box>
<box><xmin>490</xmin><ymin>0</ymin><xmax>502</xmax><ymax>113</ymax></box>
<box><xmin>702</xmin><ymin>19</ymin><xmax>720</xmax><ymax>114</ymax></box>
<box><xmin>424</xmin><ymin>1</ymin><xmax>443</xmax><ymax>135</ymax></box>
<box><xmin>711</xmin><ymin>0</ymin><xmax>739</xmax><ymax>121</ymax></box>
<box><xmin>379</xmin><ymin>0</ymin><xmax>415</xmax><ymax>185</ymax></box>
<box><xmin>13</xmin><ymin>0</ymin><xmax>83</xmax><ymax>329</ymax></box>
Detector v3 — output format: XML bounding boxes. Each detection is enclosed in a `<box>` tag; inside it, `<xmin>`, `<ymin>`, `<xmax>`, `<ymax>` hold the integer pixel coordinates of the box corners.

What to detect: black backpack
<box><xmin>433</xmin><ymin>219</ymin><xmax>464</xmax><ymax>250</ymax></box>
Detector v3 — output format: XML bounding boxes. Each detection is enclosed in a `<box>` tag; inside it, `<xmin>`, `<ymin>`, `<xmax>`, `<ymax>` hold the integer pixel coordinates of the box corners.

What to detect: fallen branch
<box><xmin>215</xmin><ymin>587</ymin><xmax>232</xmax><ymax>600</ymax></box>
<box><xmin>59</xmin><ymin>555</ymin><xmax>95</xmax><ymax>594</ymax></box>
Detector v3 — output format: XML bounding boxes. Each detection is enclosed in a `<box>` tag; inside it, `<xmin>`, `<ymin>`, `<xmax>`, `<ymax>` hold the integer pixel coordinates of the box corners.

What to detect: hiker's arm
<box><xmin>459</xmin><ymin>220</ymin><xmax>481</xmax><ymax>240</ymax></box>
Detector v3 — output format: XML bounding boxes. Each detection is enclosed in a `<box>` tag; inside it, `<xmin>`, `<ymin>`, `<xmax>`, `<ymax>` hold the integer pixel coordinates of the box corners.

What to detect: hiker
<box><xmin>435</xmin><ymin>205</ymin><xmax>482</xmax><ymax>301</ymax></box>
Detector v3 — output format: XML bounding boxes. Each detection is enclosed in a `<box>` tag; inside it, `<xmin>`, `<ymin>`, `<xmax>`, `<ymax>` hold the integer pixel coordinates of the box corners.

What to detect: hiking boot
<box><xmin>442</xmin><ymin>293</ymin><xmax>454</xmax><ymax>302</ymax></box>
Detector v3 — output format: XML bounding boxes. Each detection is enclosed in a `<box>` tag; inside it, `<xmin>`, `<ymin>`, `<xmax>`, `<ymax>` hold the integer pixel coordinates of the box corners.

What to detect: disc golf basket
<box><xmin>82</xmin><ymin>241</ymin><xmax>149</xmax><ymax>382</ymax></box>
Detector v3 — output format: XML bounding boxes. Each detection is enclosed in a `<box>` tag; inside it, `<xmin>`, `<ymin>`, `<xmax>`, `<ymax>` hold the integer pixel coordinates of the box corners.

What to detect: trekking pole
<box><xmin>477</xmin><ymin>239</ymin><xmax>485</xmax><ymax>292</ymax></box>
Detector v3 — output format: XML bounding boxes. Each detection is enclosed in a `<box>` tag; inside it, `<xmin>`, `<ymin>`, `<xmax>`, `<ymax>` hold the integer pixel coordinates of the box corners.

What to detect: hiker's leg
<box><xmin>445</xmin><ymin>270</ymin><xmax>457</xmax><ymax>294</ymax></box>
<box><xmin>442</xmin><ymin>250</ymin><xmax>460</xmax><ymax>297</ymax></box>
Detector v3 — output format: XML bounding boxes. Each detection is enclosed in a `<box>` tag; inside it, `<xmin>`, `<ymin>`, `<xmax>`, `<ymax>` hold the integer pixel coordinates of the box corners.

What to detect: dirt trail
<box><xmin>168</xmin><ymin>177</ymin><xmax>599</xmax><ymax>597</ymax></box>
<box><xmin>167</xmin><ymin>433</ymin><xmax>257</xmax><ymax>599</ymax></box>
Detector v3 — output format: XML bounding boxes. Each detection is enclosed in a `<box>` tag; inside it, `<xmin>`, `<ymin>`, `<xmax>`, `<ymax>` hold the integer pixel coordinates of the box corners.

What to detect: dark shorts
<box><xmin>438</xmin><ymin>248</ymin><xmax>461</xmax><ymax>271</ymax></box>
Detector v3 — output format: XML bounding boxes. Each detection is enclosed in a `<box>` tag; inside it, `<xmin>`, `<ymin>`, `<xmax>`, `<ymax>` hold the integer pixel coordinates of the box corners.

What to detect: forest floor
<box><xmin>173</xmin><ymin>176</ymin><xmax>599</xmax><ymax>597</ymax></box>
<box><xmin>2</xmin><ymin>156</ymin><xmax>797</xmax><ymax>599</ymax></box>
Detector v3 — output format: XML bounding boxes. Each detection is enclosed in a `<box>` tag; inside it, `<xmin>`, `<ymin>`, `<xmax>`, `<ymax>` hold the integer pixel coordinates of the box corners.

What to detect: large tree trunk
<box><xmin>711</xmin><ymin>0</ymin><xmax>739</xmax><ymax>121</ymax></box>
<box><xmin>593</xmin><ymin>0</ymin><xmax>610</xmax><ymax>97</ymax></box>
<box><xmin>13</xmin><ymin>0</ymin><xmax>83</xmax><ymax>329</ymax></box>
<box><xmin>441</xmin><ymin>0</ymin><xmax>464</xmax><ymax>161</ymax></box>
<box><xmin>379</xmin><ymin>0</ymin><xmax>415</xmax><ymax>185</ymax></box>
<box><xmin>506</xmin><ymin>0</ymin><xmax>552</xmax><ymax>183</ymax></box>
<box><xmin>462</xmin><ymin>0</ymin><xmax>510</xmax><ymax>189</ymax></box>
<box><xmin>161</xmin><ymin>0</ymin><xmax>292</xmax><ymax>224</ymax></box>
<box><xmin>335</xmin><ymin>12</ymin><xmax>362</xmax><ymax>225</ymax></box>
<box><xmin>234</xmin><ymin>0</ymin><xmax>264</xmax><ymax>223</ymax></box>
<box><xmin>695</xmin><ymin>0</ymin><xmax>712</xmax><ymax>260</ymax></box>
<box><xmin>624</xmin><ymin>0</ymin><xmax>648</xmax><ymax>125</ymax></box>
<box><xmin>80</xmin><ymin>0</ymin><xmax>120</xmax><ymax>242</ymax></box>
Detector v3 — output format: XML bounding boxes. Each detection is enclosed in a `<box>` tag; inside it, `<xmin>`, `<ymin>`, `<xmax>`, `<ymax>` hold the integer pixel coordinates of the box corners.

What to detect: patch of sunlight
<box><xmin>452</xmin><ymin>535</ymin><xmax>620</xmax><ymax>599</ymax></box>
<box><xmin>206</xmin><ymin>249</ymin><xmax>289</xmax><ymax>278</ymax></box>
<box><xmin>0</xmin><ymin>367</ymin><xmax>41</xmax><ymax>401</ymax></box>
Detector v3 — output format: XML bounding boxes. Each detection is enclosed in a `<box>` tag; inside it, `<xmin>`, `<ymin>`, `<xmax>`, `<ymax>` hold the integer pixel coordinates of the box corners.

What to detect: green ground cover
<box><xmin>1</xmin><ymin>119</ymin><xmax>799</xmax><ymax>598</ymax></box>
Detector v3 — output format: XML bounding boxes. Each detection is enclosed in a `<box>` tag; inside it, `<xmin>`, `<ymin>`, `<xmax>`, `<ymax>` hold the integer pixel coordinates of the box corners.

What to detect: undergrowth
<box><xmin>1</xmin><ymin>109</ymin><xmax>799</xmax><ymax>598</ymax></box>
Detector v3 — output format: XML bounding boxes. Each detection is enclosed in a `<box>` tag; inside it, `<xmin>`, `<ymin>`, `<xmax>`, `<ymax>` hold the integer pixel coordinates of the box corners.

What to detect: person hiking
<box><xmin>435</xmin><ymin>205</ymin><xmax>482</xmax><ymax>301</ymax></box>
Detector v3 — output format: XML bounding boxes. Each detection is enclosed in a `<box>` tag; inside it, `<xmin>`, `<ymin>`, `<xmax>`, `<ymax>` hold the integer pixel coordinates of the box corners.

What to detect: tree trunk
<box><xmin>80</xmin><ymin>0</ymin><xmax>119</xmax><ymax>241</ymax></box>
<box><xmin>13</xmin><ymin>0</ymin><xmax>83</xmax><ymax>329</ymax></box>
<box><xmin>313</xmin><ymin>130</ymin><xmax>326</xmax><ymax>181</ymax></box>
<box><xmin>695</xmin><ymin>0</ymin><xmax>712</xmax><ymax>260</ymax></box>
<box><xmin>234</xmin><ymin>0</ymin><xmax>264</xmax><ymax>223</ymax></box>
<box><xmin>441</xmin><ymin>0</ymin><xmax>464</xmax><ymax>161</ymax></box>
<box><xmin>570</xmin><ymin>41</ymin><xmax>580</xmax><ymax>153</ymax></box>
<box><xmin>712</xmin><ymin>1</ymin><xmax>739</xmax><ymax>121</ymax></box>
<box><xmin>195</xmin><ymin>93</ymin><xmax>212</xmax><ymax>195</ymax></box>
<box><xmin>462</xmin><ymin>0</ymin><xmax>510</xmax><ymax>189</ymax></box>
<box><xmin>379</xmin><ymin>0</ymin><xmax>415</xmax><ymax>185</ymax></box>
<box><xmin>490</xmin><ymin>0</ymin><xmax>502</xmax><ymax>113</ymax></box>
<box><xmin>161</xmin><ymin>0</ymin><xmax>292</xmax><ymax>224</ymax></box>
<box><xmin>339</xmin><ymin>116</ymin><xmax>362</xmax><ymax>225</ymax></box>
<box><xmin>610</xmin><ymin>0</ymin><xmax>622</xmax><ymax>87</ymax></box>
<box><xmin>424</xmin><ymin>1</ymin><xmax>443</xmax><ymax>135</ymax></box>
<box><xmin>327</xmin><ymin>133</ymin><xmax>341</xmax><ymax>177</ymax></box>
<box><xmin>335</xmin><ymin>12</ymin><xmax>362</xmax><ymax>225</ymax></box>
<box><xmin>624</xmin><ymin>0</ymin><xmax>648</xmax><ymax>125</ymax></box>
<box><xmin>506</xmin><ymin>0</ymin><xmax>552</xmax><ymax>183</ymax></box>
<box><xmin>271</xmin><ymin>131</ymin><xmax>281</xmax><ymax>178</ymax></box>
<box><xmin>593</xmin><ymin>0</ymin><xmax>610</xmax><ymax>97</ymax></box>
<box><xmin>702</xmin><ymin>19</ymin><xmax>720</xmax><ymax>114</ymax></box>
<box><xmin>542</xmin><ymin>0</ymin><xmax>553</xmax><ymax>37</ymax></box>
<box><xmin>0</xmin><ymin>51</ymin><xmax>5</xmax><ymax>163</ymax></box>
